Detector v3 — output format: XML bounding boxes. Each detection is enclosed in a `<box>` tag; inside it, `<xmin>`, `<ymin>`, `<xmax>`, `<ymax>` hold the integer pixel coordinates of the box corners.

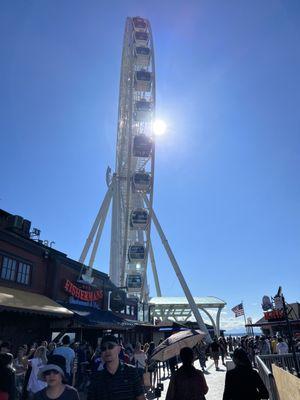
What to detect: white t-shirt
<box><xmin>276</xmin><ymin>341</ymin><xmax>289</xmax><ymax>354</ymax></box>
<box><xmin>133</xmin><ymin>351</ymin><xmax>147</xmax><ymax>369</ymax></box>
<box><xmin>53</xmin><ymin>346</ymin><xmax>75</xmax><ymax>374</ymax></box>
<box><xmin>27</xmin><ymin>357</ymin><xmax>47</xmax><ymax>393</ymax></box>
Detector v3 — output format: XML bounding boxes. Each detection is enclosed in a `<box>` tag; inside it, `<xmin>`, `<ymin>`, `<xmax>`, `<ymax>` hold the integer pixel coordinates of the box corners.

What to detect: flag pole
<box><xmin>242</xmin><ymin>301</ymin><xmax>248</xmax><ymax>335</ymax></box>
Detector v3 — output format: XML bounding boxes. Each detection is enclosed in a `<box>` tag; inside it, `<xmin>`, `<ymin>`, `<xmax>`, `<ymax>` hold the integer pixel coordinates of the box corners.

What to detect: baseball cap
<box><xmin>101</xmin><ymin>335</ymin><xmax>119</xmax><ymax>346</ymax></box>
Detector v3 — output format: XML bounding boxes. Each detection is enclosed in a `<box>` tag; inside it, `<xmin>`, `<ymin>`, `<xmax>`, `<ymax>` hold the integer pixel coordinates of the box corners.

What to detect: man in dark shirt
<box><xmin>87</xmin><ymin>335</ymin><xmax>145</xmax><ymax>400</ymax></box>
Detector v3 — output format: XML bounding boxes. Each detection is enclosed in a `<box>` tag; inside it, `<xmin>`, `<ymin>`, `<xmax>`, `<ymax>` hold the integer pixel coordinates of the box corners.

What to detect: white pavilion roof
<box><xmin>149</xmin><ymin>296</ymin><xmax>226</xmax><ymax>308</ymax></box>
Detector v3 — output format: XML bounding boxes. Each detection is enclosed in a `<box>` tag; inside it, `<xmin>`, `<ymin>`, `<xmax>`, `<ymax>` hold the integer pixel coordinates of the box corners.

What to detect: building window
<box><xmin>1</xmin><ymin>256</ymin><xmax>17</xmax><ymax>281</ymax></box>
<box><xmin>17</xmin><ymin>262</ymin><xmax>31</xmax><ymax>285</ymax></box>
<box><xmin>0</xmin><ymin>255</ymin><xmax>31</xmax><ymax>285</ymax></box>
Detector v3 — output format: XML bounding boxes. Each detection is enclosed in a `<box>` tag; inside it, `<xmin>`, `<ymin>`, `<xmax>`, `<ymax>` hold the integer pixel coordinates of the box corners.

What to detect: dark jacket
<box><xmin>166</xmin><ymin>365</ymin><xmax>208</xmax><ymax>400</ymax></box>
<box><xmin>223</xmin><ymin>366</ymin><xmax>269</xmax><ymax>400</ymax></box>
<box><xmin>0</xmin><ymin>367</ymin><xmax>15</xmax><ymax>400</ymax></box>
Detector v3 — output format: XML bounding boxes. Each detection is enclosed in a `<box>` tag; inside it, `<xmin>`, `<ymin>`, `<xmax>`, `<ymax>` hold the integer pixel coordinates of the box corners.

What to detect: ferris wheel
<box><xmin>109</xmin><ymin>16</ymin><xmax>156</xmax><ymax>302</ymax></box>
<box><xmin>79</xmin><ymin>17</ymin><xmax>211</xmax><ymax>341</ymax></box>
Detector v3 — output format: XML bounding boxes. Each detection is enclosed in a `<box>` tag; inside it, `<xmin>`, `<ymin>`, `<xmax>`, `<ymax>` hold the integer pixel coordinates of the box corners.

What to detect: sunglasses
<box><xmin>44</xmin><ymin>369</ymin><xmax>60</xmax><ymax>376</ymax></box>
<box><xmin>101</xmin><ymin>343</ymin><xmax>117</xmax><ymax>352</ymax></box>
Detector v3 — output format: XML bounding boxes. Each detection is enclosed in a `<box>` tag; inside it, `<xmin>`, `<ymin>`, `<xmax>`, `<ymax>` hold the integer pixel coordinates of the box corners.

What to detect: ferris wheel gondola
<box><xmin>134</xmin><ymin>31</ymin><xmax>149</xmax><ymax>46</ymax></box>
<box><xmin>134</xmin><ymin>71</ymin><xmax>152</xmax><ymax>92</ymax></box>
<box><xmin>134</xmin><ymin>46</ymin><xmax>151</xmax><ymax>67</ymax></box>
<box><xmin>134</xmin><ymin>100</ymin><xmax>153</xmax><ymax>121</ymax></box>
<box><xmin>132</xmin><ymin>17</ymin><xmax>148</xmax><ymax>32</ymax></box>
<box><xmin>133</xmin><ymin>135</ymin><xmax>153</xmax><ymax>158</ymax></box>
<box><xmin>133</xmin><ymin>172</ymin><xmax>151</xmax><ymax>192</ymax></box>
<box><xmin>128</xmin><ymin>244</ymin><xmax>146</xmax><ymax>262</ymax></box>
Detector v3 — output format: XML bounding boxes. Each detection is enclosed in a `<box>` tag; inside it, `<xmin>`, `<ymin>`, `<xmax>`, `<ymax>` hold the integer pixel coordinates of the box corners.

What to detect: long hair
<box><xmin>134</xmin><ymin>342</ymin><xmax>142</xmax><ymax>352</ymax></box>
<box><xmin>34</xmin><ymin>346</ymin><xmax>47</xmax><ymax>364</ymax></box>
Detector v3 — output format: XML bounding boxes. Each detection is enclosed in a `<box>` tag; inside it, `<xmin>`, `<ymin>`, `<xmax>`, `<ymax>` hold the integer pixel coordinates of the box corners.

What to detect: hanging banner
<box><xmin>64</xmin><ymin>279</ymin><xmax>103</xmax><ymax>301</ymax></box>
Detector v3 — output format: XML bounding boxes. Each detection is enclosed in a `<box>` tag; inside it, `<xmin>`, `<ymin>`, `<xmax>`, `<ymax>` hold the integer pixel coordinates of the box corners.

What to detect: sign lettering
<box><xmin>264</xmin><ymin>310</ymin><xmax>284</xmax><ymax>320</ymax></box>
<box><xmin>64</xmin><ymin>279</ymin><xmax>103</xmax><ymax>301</ymax></box>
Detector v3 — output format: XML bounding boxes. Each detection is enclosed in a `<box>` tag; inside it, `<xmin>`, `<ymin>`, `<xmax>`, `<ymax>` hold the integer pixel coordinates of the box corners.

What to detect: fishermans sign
<box><xmin>64</xmin><ymin>279</ymin><xmax>103</xmax><ymax>301</ymax></box>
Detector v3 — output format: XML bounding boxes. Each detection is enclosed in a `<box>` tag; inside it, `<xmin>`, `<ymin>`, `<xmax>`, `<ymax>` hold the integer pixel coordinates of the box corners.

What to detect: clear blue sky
<box><xmin>1</xmin><ymin>1</ymin><xmax>300</xmax><ymax>331</ymax></box>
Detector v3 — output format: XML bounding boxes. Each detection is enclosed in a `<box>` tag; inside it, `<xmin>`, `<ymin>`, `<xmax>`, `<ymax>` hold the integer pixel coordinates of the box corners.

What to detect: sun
<box><xmin>153</xmin><ymin>119</ymin><xmax>167</xmax><ymax>136</ymax></box>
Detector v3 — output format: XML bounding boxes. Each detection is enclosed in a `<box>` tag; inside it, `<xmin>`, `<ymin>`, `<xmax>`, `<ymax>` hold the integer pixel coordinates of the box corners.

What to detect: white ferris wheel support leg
<box><xmin>88</xmin><ymin>187</ymin><xmax>113</xmax><ymax>268</ymax></box>
<box><xmin>79</xmin><ymin>183</ymin><xmax>114</xmax><ymax>264</ymax></box>
<box><xmin>149</xmin><ymin>240</ymin><xmax>162</xmax><ymax>297</ymax></box>
<box><xmin>143</xmin><ymin>195</ymin><xmax>212</xmax><ymax>343</ymax></box>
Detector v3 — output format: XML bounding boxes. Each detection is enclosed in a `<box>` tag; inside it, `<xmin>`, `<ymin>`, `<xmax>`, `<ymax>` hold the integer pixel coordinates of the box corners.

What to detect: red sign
<box><xmin>264</xmin><ymin>310</ymin><xmax>284</xmax><ymax>320</ymax></box>
<box><xmin>64</xmin><ymin>280</ymin><xmax>103</xmax><ymax>302</ymax></box>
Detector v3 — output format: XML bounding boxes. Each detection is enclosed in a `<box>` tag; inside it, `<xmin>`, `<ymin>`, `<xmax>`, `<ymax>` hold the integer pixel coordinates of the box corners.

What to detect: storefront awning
<box><xmin>61</xmin><ymin>303</ymin><xmax>135</xmax><ymax>330</ymax></box>
<box><xmin>0</xmin><ymin>286</ymin><xmax>73</xmax><ymax>317</ymax></box>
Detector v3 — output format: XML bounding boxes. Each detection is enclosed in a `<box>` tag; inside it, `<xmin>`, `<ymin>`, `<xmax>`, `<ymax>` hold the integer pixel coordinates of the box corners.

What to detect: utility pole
<box><xmin>277</xmin><ymin>287</ymin><xmax>300</xmax><ymax>377</ymax></box>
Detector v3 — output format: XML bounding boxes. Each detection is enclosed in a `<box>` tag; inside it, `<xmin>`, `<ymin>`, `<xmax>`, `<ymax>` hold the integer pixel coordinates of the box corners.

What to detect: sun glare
<box><xmin>153</xmin><ymin>119</ymin><xmax>167</xmax><ymax>136</ymax></box>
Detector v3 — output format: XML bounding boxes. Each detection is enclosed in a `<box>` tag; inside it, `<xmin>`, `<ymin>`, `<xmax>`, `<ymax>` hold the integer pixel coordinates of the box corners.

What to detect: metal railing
<box><xmin>256</xmin><ymin>356</ymin><xmax>278</xmax><ymax>400</ymax></box>
<box><xmin>256</xmin><ymin>353</ymin><xmax>300</xmax><ymax>400</ymax></box>
<box><xmin>258</xmin><ymin>353</ymin><xmax>300</xmax><ymax>374</ymax></box>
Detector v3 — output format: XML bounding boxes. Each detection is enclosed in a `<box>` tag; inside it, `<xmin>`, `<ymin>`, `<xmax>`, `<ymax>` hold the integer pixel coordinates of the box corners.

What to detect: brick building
<box><xmin>0</xmin><ymin>209</ymin><xmax>139</xmax><ymax>350</ymax></box>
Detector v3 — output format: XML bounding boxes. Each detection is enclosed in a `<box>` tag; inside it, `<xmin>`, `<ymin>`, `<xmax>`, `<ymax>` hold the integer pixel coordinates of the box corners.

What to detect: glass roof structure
<box><xmin>149</xmin><ymin>296</ymin><xmax>226</xmax><ymax>337</ymax></box>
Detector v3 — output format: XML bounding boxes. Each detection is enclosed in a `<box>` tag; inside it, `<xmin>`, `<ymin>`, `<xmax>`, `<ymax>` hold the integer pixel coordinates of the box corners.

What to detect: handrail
<box><xmin>258</xmin><ymin>353</ymin><xmax>300</xmax><ymax>375</ymax></box>
<box><xmin>256</xmin><ymin>356</ymin><xmax>278</xmax><ymax>400</ymax></box>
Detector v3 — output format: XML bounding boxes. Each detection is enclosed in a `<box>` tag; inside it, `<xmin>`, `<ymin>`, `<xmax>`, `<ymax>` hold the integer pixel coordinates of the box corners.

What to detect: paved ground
<box><xmin>204</xmin><ymin>360</ymin><xmax>226</xmax><ymax>400</ymax></box>
<box><xmin>147</xmin><ymin>359</ymin><xmax>227</xmax><ymax>400</ymax></box>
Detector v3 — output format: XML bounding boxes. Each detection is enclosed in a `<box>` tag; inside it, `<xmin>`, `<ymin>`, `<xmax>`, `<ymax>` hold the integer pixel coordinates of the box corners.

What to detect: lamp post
<box><xmin>277</xmin><ymin>287</ymin><xmax>300</xmax><ymax>378</ymax></box>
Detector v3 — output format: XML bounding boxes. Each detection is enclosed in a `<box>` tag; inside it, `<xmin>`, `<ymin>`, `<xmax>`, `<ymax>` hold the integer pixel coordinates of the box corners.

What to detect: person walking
<box><xmin>27</xmin><ymin>347</ymin><xmax>47</xmax><ymax>397</ymax></box>
<box><xmin>166</xmin><ymin>347</ymin><xmax>208</xmax><ymax>400</ymax></box>
<box><xmin>222</xmin><ymin>348</ymin><xmax>269</xmax><ymax>400</ymax></box>
<box><xmin>219</xmin><ymin>337</ymin><xmax>227</xmax><ymax>366</ymax></box>
<box><xmin>259</xmin><ymin>336</ymin><xmax>270</xmax><ymax>355</ymax></box>
<box><xmin>87</xmin><ymin>335</ymin><xmax>145</xmax><ymax>400</ymax></box>
<box><xmin>195</xmin><ymin>342</ymin><xmax>207</xmax><ymax>372</ymax></box>
<box><xmin>46</xmin><ymin>343</ymin><xmax>56</xmax><ymax>358</ymax></box>
<box><xmin>13</xmin><ymin>347</ymin><xmax>27</xmax><ymax>400</ymax></box>
<box><xmin>276</xmin><ymin>337</ymin><xmax>289</xmax><ymax>354</ymax></box>
<box><xmin>0</xmin><ymin>353</ymin><xmax>15</xmax><ymax>400</ymax></box>
<box><xmin>133</xmin><ymin>342</ymin><xmax>147</xmax><ymax>381</ymax></box>
<box><xmin>53</xmin><ymin>336</ymin><xmax>75</xmax><ymax>384</ymax></box>
<box><xmin>209</xmin><ymin>337</ymin><xmax>221</xmax><ymax>370</ymax></box>
<box><xmin>227</xmin><ymin>336</ymin><xmax>233</xmax><ymax>352</ymax></box>
<box><xmin>145</xmin><ymin>342</ymin><xmax>156</xmax><ymax>388</ymax></box>
<box><xmin>133</xmin><ymin>342</ymin><xmax>147</xmax><ymax>370</ymax></box>
<box><xmin>34</xmin><ymin>354</ymin><xmax>79</xmax><ymax>400</ymax></box>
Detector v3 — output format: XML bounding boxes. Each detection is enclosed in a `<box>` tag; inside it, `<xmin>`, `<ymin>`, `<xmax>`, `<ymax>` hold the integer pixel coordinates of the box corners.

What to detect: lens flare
<box><xmin>153</xmin><ymin>119</ymin><xmax>167</xmax><ymax>136</ymax></box>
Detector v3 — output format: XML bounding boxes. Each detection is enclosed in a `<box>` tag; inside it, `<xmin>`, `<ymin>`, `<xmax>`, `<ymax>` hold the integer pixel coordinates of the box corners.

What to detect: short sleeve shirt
<box><xmin>88</xmin><ymin>362</ymin><xmax>144</xmax><ymax>400</ymax></box>
<box><xmin>34</xmin><ymin>385</ymin><xmax>79</xmax><ymax>400</ymax></box>
<box><xmin>53</xmin><ymin>347</ymin><xmax>75</xmax><ymax>374</ymax></box>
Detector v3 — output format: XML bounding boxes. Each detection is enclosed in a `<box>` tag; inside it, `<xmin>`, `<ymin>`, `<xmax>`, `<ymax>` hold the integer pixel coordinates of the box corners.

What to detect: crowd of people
<box><xmin>0</xmin><ymin>335</ymin><xmax>159</xmax><ymax>400</ymax></box>
<box><xmin>0</xmin><ymin>333</ymin><xmax>298</xmax><ymax>400</ymax></box>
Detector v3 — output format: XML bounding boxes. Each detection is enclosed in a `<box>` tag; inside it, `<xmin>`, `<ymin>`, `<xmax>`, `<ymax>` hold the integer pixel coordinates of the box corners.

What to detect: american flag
<box><xmin>231</xmin><ymin>303</ymin><xmax>244</xmax><ymax>317</ymax></box>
